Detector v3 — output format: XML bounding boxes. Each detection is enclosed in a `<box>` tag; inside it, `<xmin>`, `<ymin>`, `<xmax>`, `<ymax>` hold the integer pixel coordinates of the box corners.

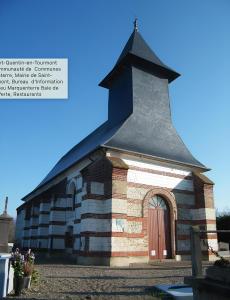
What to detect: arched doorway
<box><xmin>148</xmin><ymin>195</ymin><xmax>172</xmax><ymax>260</ymax></box>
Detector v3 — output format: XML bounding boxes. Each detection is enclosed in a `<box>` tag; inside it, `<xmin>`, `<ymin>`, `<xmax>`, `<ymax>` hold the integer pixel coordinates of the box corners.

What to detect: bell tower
<box><xmin>100</xmin><ymin>21</ymin><xmax>206</xmax><ymax>169</ymax></box>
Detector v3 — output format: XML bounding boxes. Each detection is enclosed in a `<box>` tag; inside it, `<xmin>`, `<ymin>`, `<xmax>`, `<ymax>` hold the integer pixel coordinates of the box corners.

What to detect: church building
<box><xmin>16</xmin><ymin>23</ymin><xmax>217</xmax><ymax>266</ymax></box>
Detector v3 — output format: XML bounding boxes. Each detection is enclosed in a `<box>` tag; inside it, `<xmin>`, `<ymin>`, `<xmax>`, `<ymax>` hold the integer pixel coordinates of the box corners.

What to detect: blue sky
<box><xmin>0</xmin><ymin>0</ymin><xmax>229</xmax><ymax>217</ymax></box>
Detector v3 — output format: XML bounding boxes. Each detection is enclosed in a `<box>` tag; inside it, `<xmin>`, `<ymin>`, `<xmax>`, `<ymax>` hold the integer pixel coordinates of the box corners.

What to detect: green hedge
<box><xmin>216</xmin><ymin>213</ymin><xmax>230</xmax><ymax>243</ymax></box>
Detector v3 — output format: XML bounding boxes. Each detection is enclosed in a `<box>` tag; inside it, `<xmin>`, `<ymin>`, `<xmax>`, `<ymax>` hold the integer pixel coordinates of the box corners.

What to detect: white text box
<box><xmin>0</xmin><ymin>58</ymin><xmax>68</xmax><ymax>99</ymax></box>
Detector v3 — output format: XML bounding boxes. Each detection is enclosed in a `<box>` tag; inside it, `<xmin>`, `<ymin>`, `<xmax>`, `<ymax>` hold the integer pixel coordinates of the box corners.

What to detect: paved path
<box><xmin>7</xmin><ymin>261</ymin><xmax>200</xmax><ymax>299</ymax></box>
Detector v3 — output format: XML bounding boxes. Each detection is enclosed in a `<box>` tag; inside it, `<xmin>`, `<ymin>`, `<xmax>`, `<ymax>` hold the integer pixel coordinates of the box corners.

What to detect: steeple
<box><xmin>99</xmin><ymin>21</ymin><xmax>180</xmax><ymax>88</ymax></box>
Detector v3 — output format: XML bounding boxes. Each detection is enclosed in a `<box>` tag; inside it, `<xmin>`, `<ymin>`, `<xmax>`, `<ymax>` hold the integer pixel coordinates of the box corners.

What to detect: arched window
<box><xmin>149</xmin><ymin>195</ymin><xmax>167</xmax><ymax>210</ymax></box>
<box><xmin>68</xmin><ymin>181</ymin><xmax>76</xmax><ymax>211</ymax></box>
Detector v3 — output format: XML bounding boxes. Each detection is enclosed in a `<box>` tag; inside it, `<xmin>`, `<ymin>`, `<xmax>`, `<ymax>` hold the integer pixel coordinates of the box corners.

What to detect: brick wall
<box><xmin>17</xmin><ymin>149</ymin><xmax>217</xmax><ymax>263</ymax></box>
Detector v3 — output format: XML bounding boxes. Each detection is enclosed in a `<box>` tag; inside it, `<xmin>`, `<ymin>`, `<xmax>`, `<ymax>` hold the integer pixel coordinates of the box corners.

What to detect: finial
<box><xmin>4</xmin><ymin>196</ymin><xmax>8</xmax><ymax>214</ymax></box>
<box><xmin>134</xmin><ymin>17</ymin><xmax>138</xmax><ymax>32</ymax></box>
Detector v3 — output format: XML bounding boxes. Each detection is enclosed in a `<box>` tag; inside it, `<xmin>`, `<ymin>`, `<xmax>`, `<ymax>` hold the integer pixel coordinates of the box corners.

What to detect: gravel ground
<box><xmin>7</xmin><ymin>261</ymin><xmax>199</xmax><ymax>300</ymax></box>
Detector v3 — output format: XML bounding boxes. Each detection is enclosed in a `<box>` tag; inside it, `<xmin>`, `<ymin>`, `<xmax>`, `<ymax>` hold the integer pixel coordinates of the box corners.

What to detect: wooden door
<box><xmin>148</xmin><ymin>195</ymin><xmax>171</xmax><ymax>259</ymax></box>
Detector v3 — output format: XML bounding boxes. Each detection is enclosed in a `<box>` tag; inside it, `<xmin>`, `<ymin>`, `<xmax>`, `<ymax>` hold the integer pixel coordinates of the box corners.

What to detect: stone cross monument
<box><xmin>0</xmin><ymin>197</ymin><xmax>13</xmax><ymax>253</ymax></box>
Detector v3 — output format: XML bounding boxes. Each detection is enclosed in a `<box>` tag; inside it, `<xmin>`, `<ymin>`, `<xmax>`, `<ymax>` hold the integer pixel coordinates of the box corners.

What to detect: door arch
<box><xmin>143</xmin><ymin>188</ymin><xmax>177</xmax><ymax>260</ymax></box>
<box><xmin>148</xmin><ymin>195</ymin><xmax>171</xmax><ymax>259</ymax></box>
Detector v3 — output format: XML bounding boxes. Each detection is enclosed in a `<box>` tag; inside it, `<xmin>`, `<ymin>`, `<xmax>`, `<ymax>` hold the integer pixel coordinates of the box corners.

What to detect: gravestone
<box><xmin>185</xmin><ymin>226</ymin><xmax>230</xmax><ymax>299</ymax></box>
<box><xmin>0</xmin><ymin>197</ymin><xmax>13</xmax><ymax>253</ymax></box>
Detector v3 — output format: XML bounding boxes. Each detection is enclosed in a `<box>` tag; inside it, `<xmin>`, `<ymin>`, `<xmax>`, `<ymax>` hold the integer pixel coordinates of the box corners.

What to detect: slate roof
<box><xmin>35</xmin><ymin>120</ymin><xmax>122</xmax><ymax>189</ymax></box>
<box><xmin>22</xmin><ymin>28</ymin><xmax>207</xmax><ymax>201</ymax></box>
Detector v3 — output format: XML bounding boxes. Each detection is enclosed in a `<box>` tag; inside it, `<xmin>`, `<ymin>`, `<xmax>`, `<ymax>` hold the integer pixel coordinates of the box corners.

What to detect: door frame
<box><xmin>143</xmin><ymin>188</ymin><xmax>177</xmax><ymax>259</ymax></box>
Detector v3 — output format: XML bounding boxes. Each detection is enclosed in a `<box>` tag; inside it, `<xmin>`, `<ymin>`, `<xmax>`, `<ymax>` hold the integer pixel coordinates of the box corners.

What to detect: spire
<box><xmin>99</xmin><ymin>25</ymin><xmax>180</xmax><ymax>88</ymax></box>
<box><xmin>133</xmin><ymin>17</ymin><xmax>138</xmax><ymax>32</ymax></box>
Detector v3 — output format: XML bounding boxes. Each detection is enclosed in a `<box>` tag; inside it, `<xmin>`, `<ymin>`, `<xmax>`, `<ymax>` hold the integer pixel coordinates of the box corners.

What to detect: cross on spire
<box><xmin>134</xmin><ymin>17</ymin><xmax>138</xmax><ymax>32</ymax></box>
